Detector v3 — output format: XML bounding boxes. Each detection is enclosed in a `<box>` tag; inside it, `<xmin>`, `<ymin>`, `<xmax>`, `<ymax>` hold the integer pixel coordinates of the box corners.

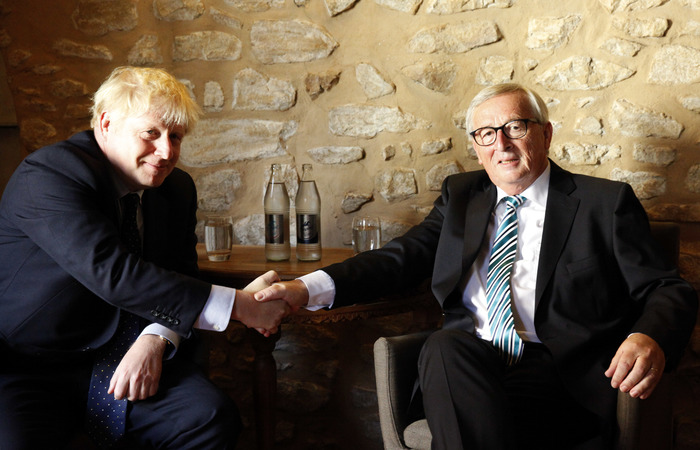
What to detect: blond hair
<box><xmin>465</xmin><ymin>83</ymin><xmax>549</xmax><ymax>133</ymax></box>
<box><xmin>90</xmin><ymin>66</ymin><xmax>201</xmax><ymax>133</ymax></box>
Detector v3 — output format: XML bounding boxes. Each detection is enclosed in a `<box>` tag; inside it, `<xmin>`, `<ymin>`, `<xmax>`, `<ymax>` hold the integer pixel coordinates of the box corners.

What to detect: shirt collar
<box><xmin>495</xmin><ymin>161</ymin><xmax>551</xmax><ymax>209</ymax></box>
<box><xmin>109</xmin><ymin>169</ymin><xmax>144</xmax><ymax>201</ymax></box>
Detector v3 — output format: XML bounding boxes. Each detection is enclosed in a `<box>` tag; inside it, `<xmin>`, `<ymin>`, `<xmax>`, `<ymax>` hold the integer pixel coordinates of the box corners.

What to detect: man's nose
<box><xmin>492</xmin><ymin>128</ymin><xmax>512</xmax><ymax>150</ymax></box>
<box><xmin>154</xmin><ymin>137</ymin><xmax>174</xmax><ymax>159</ymax></box>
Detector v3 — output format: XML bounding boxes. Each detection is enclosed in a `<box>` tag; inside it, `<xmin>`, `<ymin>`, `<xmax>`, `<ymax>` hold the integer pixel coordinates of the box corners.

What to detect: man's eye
<box><xmin>480</xmin><ymin>129</ymin><xmax>495</xmax><ymax>139</ymax></box>
<box><xmin>507</xmin><ymin>124</ymin><xmax>522</xmax><ymax>132</ymax></box>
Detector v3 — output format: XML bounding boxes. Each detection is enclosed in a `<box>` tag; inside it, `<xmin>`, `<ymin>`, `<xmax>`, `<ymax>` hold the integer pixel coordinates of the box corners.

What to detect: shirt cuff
<box><xmin>140</xmin><ymin>324</ymin><xmax>180</xmax><ymax>360</ymax></box>
<box><xmin>194</xmin><ymin>284</ymin><xmax>235</xmax><ymax>332</ymax></box>
<box><xmin>299</xmin><ymin>270</ymin><xmax>335</xmax><ymax>311</ymax></box>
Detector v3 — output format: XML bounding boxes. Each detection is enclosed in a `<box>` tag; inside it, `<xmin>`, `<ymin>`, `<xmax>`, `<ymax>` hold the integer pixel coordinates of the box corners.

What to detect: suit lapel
<box><xmin>436</xmin><ymin>176</ymin><xmax>494</xmax><ymax>314</ymax></box>
<box><xmin>535</xmin><ymin>162</ymin><xmax>579</xmax><ymax>306</ymax></box>
<box><xmin>462</xmin><ymin>181</ymin><xmax>496</xmax><ymax>269</ymax></box>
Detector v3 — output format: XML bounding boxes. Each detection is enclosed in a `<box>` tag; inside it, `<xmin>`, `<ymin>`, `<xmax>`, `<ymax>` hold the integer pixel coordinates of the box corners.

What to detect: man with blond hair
<box><xmin>0</xmin><ymin>67</ymin><xmax>288</xmax><ymax>449</ymax></box>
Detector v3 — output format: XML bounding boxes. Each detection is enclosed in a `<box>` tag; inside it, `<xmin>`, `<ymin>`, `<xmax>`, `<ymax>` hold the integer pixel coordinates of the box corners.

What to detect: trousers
<box><xmin>417</xmin><ymin>328</ymin><xmax>611</xmax><ymax>450</ymax></box>
<box><xmin>0</xmin><ymin>351</ymin><xmax>241</xmax><ymax>449</ymax></box>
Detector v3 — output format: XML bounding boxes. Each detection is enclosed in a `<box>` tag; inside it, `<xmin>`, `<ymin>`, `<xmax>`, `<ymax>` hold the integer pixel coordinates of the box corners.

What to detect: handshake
<box><xmin>230</xmin><ymin>270</ymin><xmax>310</xmax><ymax>337</ymax></box>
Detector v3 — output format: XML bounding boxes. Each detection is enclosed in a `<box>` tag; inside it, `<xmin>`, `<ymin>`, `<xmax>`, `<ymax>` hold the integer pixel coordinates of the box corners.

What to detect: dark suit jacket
<box><xmin>0</xmin><ymin>130</ymin><xmax>211</xmax><ymax>359</ymax></box>
<box><xmin>323</xmin><ymin>161</ymin><xmax>697</xmax><ymax>420</ymax></box>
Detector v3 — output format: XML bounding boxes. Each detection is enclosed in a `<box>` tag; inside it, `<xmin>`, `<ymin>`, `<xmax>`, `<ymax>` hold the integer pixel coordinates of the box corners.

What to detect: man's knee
<box><xmin>127</xmin><ymin>365</ymin><xmax>242</xmax><ymax>449</ymax></box>
<box><xmin>419</xmin><ymin>328</ymin><xmax>478</xmax><ymax>367</ymax></box>
<box><xmin>419</xmin><ymin>329</ymin><xmax>468</xmax><ymax>383</ymax></box>
<box><xmin>422</xmin><ymin>328</ymin><xmax>466</xmax><ymax>353</ymax></box>
<box><xmin>201</xmin><ymin>394</ymin><xmax>242</xmax><ymax>444</ymax></box>
<box><xmin>177</xmin><ymin>384</ymin><xmax>241</xmax><ymax>446</ymax></box>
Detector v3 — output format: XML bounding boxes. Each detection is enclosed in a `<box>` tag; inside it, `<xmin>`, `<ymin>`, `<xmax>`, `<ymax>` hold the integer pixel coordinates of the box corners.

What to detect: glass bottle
<box><xmin>264</xmin><ymin>164</ymin><xmax>290</xmax><ymax>261</ymax></box>
<box><xmin>295</xmin><ymin>164</ymin><xmax>321</xmax><ymax>261</ymax></box>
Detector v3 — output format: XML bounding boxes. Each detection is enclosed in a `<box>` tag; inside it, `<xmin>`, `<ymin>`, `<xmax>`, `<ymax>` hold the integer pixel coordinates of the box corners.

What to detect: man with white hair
<box><xmin>255</xmin><ymin>83</ymin><xmax>697</xmax><ymax>449</ymax></box>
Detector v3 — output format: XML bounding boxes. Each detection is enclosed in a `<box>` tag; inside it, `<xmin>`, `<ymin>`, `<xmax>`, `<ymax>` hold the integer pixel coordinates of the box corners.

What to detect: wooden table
<box><xmin>197</xmin><ymin>244</ymin><xmax>440</xmax><ymax>450</ymax></box>
<box><xmin>197</xmin><ymin>244</ymin><xmax>354</xmax><ymax>284</ymax></box>
<box><xmin>197</xmin><ymin>244</ymin><xmax>438</xmax><ymax>322</ymax></box>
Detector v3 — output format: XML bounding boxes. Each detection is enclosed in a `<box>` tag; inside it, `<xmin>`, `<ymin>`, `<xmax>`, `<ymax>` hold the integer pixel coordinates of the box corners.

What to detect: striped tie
<box><xmin>485</xmin><ymin>195</ymin><xmax>525</xmax><ymax>366</ymax></box>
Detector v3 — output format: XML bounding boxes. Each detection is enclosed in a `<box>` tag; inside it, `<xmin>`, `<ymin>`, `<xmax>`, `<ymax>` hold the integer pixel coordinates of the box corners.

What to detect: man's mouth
<box><xmin>145</xmin><ymin>161</ymin><xmax>169</xmax><ymax>170</ymax></box>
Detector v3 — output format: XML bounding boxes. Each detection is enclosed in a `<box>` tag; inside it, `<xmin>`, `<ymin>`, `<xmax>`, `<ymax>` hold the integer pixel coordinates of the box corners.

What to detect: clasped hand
<box><xmin>231</xmin><ymin>270</ymin><xmax>295</xmax><ymax>337</ymax></box>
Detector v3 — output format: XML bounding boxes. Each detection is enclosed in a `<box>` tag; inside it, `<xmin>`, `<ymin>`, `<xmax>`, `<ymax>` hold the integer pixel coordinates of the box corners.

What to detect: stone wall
<box><xmin>1</xmin><ymin>0</ymin><xmax>700</xmax><ymax>448</ymax></box>
<box><xmin>2</xmin><ymin>0</ymin><xmax>700</xmax><ymax>250</ymax></box>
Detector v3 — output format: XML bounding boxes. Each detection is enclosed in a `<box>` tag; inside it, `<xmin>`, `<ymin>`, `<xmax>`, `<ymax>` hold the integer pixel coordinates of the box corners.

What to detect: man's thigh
<box><xmin>418</xmin><ymin>329</ymin><xmax>510</xmax><ymax>449</ymax></box>
<box><xmin>126</xmin><ymin>359</ymin><xmax>241</xmax><ymax>450</ymax></box>
<box><xmin>418</xmin><ymin>330</ymin><xmax>607</xmax><ymax>450</ymax></box>
<box><xmin>505</xmin><ymin>345</ymin><xmax>607</xmax><ymax>449</ymax></box>
<box><xmin>0</xmin><ymin>360</ymin><xmax>90</xmax><ymax>450</ymax></box>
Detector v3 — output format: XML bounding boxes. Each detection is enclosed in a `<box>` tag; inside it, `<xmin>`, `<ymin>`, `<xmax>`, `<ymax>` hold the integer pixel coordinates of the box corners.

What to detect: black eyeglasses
<box><xmin>469</xmin><ymin>119</ymin><xmax>538</xmax><ymax>146</ymax></box>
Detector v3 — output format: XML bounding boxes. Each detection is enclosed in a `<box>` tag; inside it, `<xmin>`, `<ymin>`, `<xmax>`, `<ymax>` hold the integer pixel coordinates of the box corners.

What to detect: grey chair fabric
<box><xmin>374</xmin><ymin>331</ymin><xmax>432</xmax><ymax>450</ymax></box>
<box><xmin>373</xmin><ymin>222</ymin><xmax>679</xmax><ymax>450</ymax></box>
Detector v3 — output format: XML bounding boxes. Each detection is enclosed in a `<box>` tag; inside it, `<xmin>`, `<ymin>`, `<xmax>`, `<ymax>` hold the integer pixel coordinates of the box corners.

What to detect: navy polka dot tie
<box><xmin>85</xmin><ymin>193</ymin><xmax>142</xmax><ymax>445</ymax></box>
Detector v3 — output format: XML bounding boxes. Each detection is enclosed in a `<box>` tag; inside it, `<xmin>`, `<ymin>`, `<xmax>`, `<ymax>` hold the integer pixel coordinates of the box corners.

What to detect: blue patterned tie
<box><xmin>485</xmin><ymin>195</ymin><xmax>525</xmax><ymax>366</ymax></box>
<box><xmin>86</xmin><ymin>193</ymin><xmax>141</xmax><ymax>445</ymax></box>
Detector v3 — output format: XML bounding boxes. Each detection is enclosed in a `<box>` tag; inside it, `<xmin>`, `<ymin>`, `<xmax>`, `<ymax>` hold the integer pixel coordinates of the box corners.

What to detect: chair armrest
<box><xmin>616</xmin><ymin>373</ymin><xmax>673</xmax><ymax>450</ymax></box>
<box><xmin>374</xmin><ymin>331</ymin><xmax>433</xmax><ymax>450</ymax></box>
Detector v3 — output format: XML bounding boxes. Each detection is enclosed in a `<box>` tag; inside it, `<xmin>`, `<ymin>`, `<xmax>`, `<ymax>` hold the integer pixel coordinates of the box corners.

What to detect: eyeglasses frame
<box><xmin>469</xmin><ymin>119</ymin><xmax>540</xmax><ymax>147</ymax></box>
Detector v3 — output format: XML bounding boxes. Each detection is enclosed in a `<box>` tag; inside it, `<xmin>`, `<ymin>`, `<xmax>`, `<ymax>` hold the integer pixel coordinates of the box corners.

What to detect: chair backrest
<box><xmin>649</xmin><ymin>221</ymin><xmax>680</xmax><ymax>265</ymax></box>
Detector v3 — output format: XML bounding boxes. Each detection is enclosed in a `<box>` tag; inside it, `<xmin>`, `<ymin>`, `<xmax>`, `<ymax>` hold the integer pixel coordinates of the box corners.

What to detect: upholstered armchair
<box><xmin>374</xmin><ymin>222</ymin><xmax>680</xmax><ymax>450</ymax></box>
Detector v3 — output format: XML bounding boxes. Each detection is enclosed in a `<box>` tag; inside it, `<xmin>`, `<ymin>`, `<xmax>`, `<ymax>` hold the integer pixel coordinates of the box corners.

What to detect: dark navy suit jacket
<box><xmin>323</xmin><ymin>161</ymin><xmax>697</xmax><ymax>420</ymax></box>
<box><xmin>0</xmin><ymin>130</ymin><xmax>211</xmax><ymax>359</ymax></box>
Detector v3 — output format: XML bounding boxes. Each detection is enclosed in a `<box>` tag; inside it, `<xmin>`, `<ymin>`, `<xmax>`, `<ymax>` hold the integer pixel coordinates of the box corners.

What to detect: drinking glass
<box><xmin>352</xmin><ymin>216</ymin><xmax>381</xmax><ymax>253</ymax></box>
<box><xmin>204</xmin><ymin>216</ymin><xmax>233</xmax><ymax>261</ymax></box>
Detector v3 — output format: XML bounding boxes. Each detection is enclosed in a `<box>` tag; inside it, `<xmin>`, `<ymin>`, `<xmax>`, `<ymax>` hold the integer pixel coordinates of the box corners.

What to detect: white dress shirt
<box><xmin>463</xmin><ymin>164</ymin><xmax>549</xmax><ymax>343</ymax></box>
<box><xmin>300</xmin><ymin>163</ymin><xmax>551</xmax><ymax>344</ymax></box>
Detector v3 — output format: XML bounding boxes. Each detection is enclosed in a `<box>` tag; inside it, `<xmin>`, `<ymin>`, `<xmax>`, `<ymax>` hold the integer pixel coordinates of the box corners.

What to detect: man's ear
<box><xmin>543</xmin><ymin>121</ymin><xmax>554</xmax><ymax>149</ymax></box>
<box><xmin>97</xmin><ymin>111</ymin><xmax>110</xmax><ymax>136</ymax></box>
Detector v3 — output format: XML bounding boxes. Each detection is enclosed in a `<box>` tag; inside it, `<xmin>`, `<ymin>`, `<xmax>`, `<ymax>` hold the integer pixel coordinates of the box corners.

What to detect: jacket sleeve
<box><xmin>612</xmin><ymin>184</ymin><xmax>698</xmax><ymax>369</ymax></box>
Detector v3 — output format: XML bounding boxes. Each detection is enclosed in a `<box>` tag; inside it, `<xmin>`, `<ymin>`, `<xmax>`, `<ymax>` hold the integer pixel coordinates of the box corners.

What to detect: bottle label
<box><xmin>265</xmin><ymin>214</ymin><xmax>285</xmax><ymax>244</ymax></box>
<box><xmin>297</xmin><ymin>214</ymin><xmax>319</xmax><ymax>244</ymax></box>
